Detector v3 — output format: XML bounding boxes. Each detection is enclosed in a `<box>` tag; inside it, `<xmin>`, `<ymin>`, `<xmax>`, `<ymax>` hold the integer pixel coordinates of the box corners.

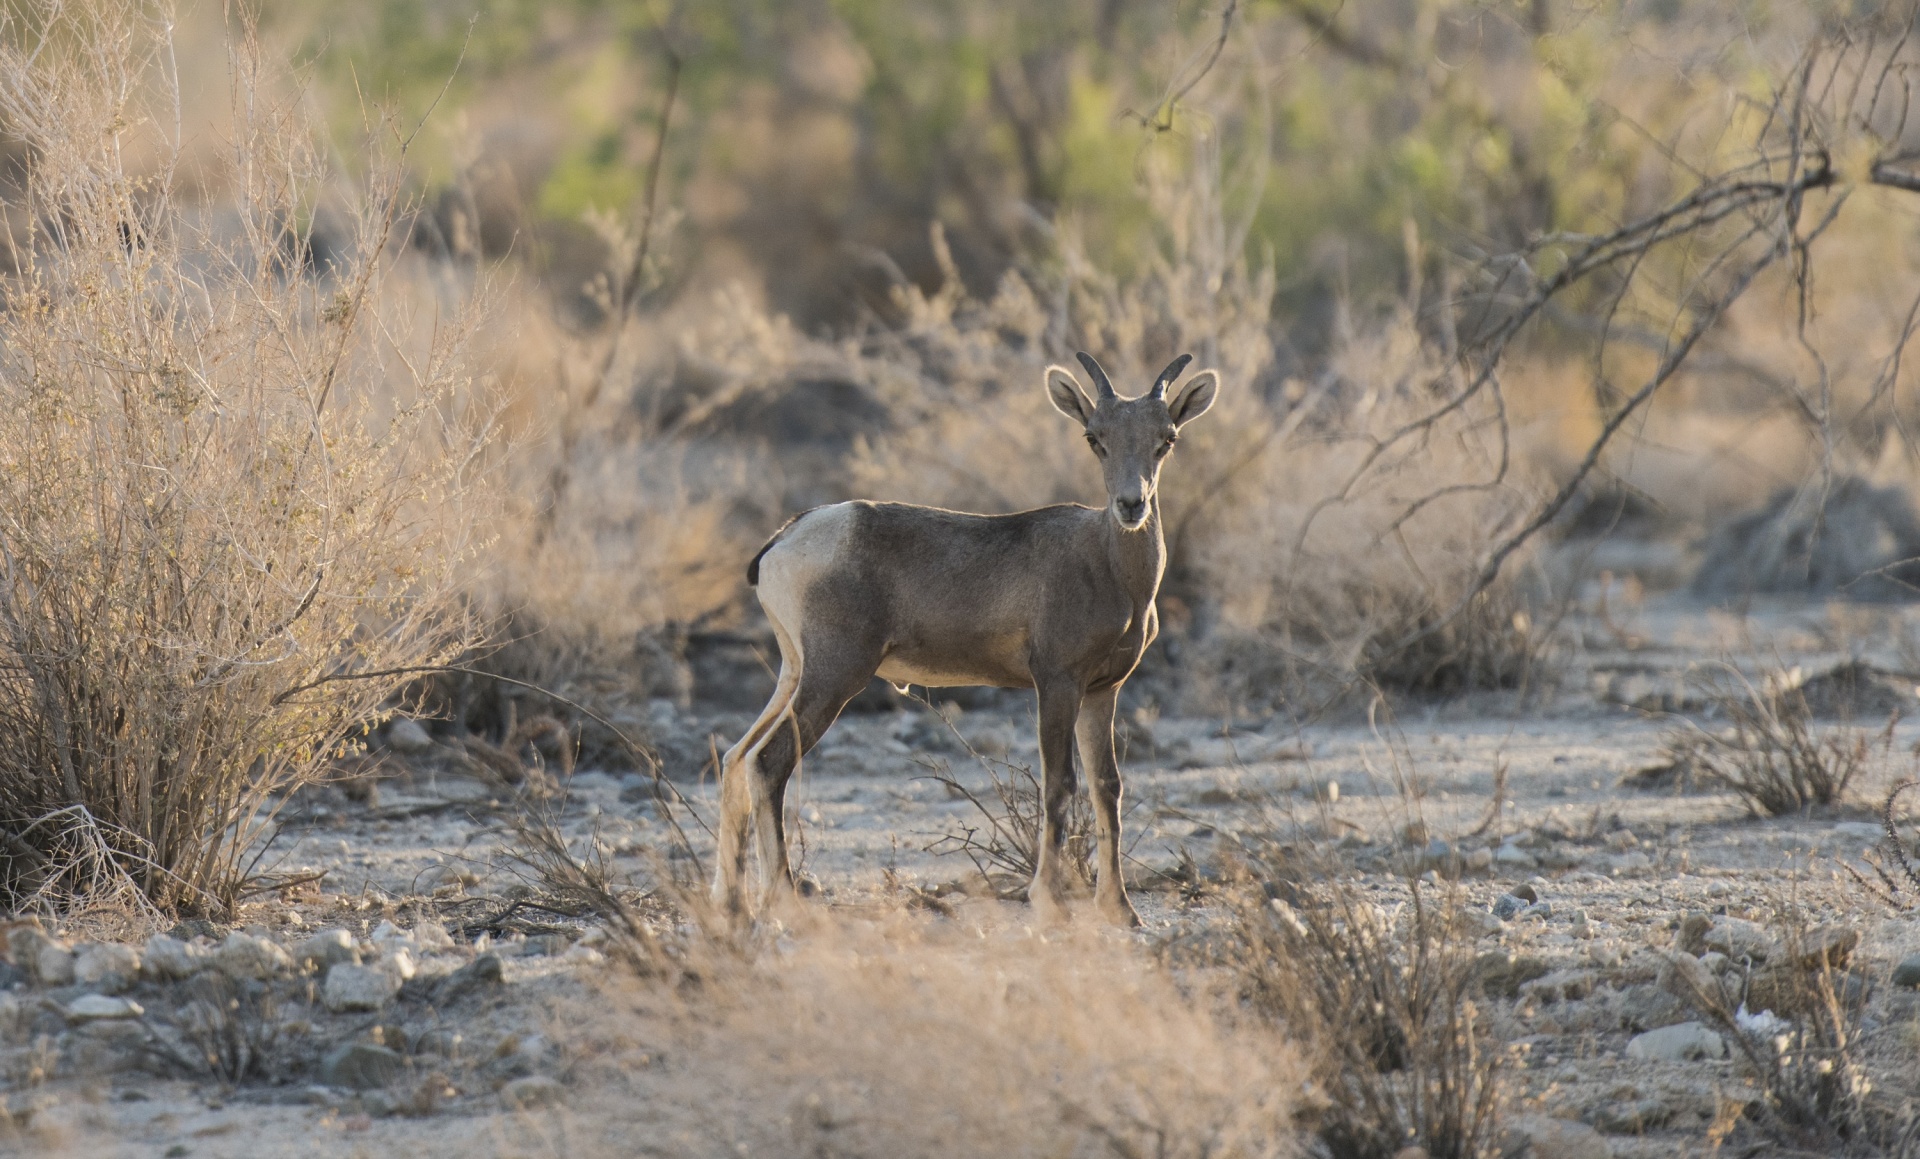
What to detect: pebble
<box><xmin>1475</xmin><ymin>950</ymin><xmax>1553</xmax><ymax>998</ymax></box>
<box><xmin>1587</xmin><ymin>1098</ymin><xmax>1674</xmax><ymax>1135</ymax></box>
<box><xmin>1892</xmin><ymin>955</ymin><xmax>1920</xmax><ymax>989</ymax></box>
<box><xmin>142</xmin><ymin>935</ymin><xmax>204</xmax><ymax>981</ymax></box>
<box><xmin>35</xmin><ymin>941</ymin><xmax>75</xmax><ymax>987</ymax></box>
<box><xmin>499</xmin><ymin>1075</ymin><xmax>565</xmax><ymax>1111</ymax></box>
<box><xmin>295</xmin><ymin>929</ymin><xmax>360</xmax><ymax>971</ymax></box>
<box><xmin>1494</xmin><ymin>843</ymin><xmax>1536</xmax><ymax>867</ymax></box>
<box><xmin>1570</xmin><ymin>909</ymin><xmax>1592</xmax><ymax>940</ymax></box>
<box><xmin>1704</xmin><ymin>918</ymin><xmax>1771</xmax><ymax>963</ymax></box>
<box><xmin>1465</xmin><ymin>847</ymin><xmax>1493</xmax><ymax>871</ymax></box>
<box><xmin>64</xmin><ymin>994</ymin><xmax>142</xmax><ymax>1023</ymax></box>
<box><xmin>72</xmin><ymin>944</ymin><xmax>140</xmax><ymax>994</ymax></box>
<box><xmin>1506</xmin><ymin>1115</ymin><xmax>1611</xmax><ymax>1159</ymax></box>
<box><xmin>320</xmin><ymin>1042</ymin><xmax>403</xmax><ymax>1090</ymax></box>
<box><xmin>1492</xmin><ymin>893</ymin><xmax>1529</xmax><ymax>921</ymax></box>
<box><xmin>385</xmin><ymin>718</ymin><xmax>434</xmax><ymax>754</ymax></box>
<box><xmin>435</xmin><ymin>953</ymin><xmax>503</xmax><ymax>1005</ymax></box>
<box><xmin>213</xmin><ymin>932</ymin><xmax>293</xmax><ymax>980</ymax></box>
<box><xmin>1624</xmin><ymin>1021</ymin><xmax>1727</xmax><ymax>1062</ymax></box>
<box><xmin>324</xmin><ymin>964</ymin><xmax>401</xmax><ymax>1013</ymax></box>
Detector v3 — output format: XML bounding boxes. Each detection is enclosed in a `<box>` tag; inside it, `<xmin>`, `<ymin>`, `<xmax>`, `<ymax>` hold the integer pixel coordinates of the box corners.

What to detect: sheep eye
<box><xmin>1085</xmin><ymin>434</ymin><xmax>1105</xmax><ymax>454</ymax></box>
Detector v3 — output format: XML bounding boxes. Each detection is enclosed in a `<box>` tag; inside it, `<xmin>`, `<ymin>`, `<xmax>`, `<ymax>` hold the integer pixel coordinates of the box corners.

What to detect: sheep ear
<box><xmin>1045</xmin><ymin>365</ymin><xmax>1093</xmax><ymax>425</ymax></box>
<box><xmin>1168</xmin><ymin>370</ymin><xmax>1218</xmax><ymax>427</ymax></box>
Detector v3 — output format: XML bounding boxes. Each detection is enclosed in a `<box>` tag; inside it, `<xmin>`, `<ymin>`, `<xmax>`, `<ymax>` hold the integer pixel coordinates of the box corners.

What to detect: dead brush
<box><xmin>0</xmin><ymin>4</ymin><xmax>493</xmax><ymax>913</ymax></box>
<box><xmin>1661</xmin><ymin>906</ymin><xmax>1884</xmax><ymax>1155</ymax></box>
<box><xmin>1217</xmin><ymin>846</ymin><xmax>1502</xmax><ymax>1159</ymax></box>
<box><xmin>140</xmin><ymin>974</ymin><xmax>296</xmax><ymax>1086</ymax></box>
<box><xmin>916</xmin><ymin>701</ymin><xmax>1097</xmax><ymax>898</ymax></box>
<box><xmin>1661</xmin><ymin>667</ymin><xmax>1892</xmax><ymax>816</ymax></box>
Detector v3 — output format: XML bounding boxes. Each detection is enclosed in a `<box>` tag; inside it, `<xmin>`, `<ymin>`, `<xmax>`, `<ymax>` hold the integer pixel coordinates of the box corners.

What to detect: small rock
<box><xmin>320</xmin><ymin>1042</ymin><xmax>403</xmax><ymax>1090</ymax></box>
<box><xmin>1476</xmin><ymin>950</ymin><xmax>1553</xmax><ymax>998</ymax></box>
<box><xmin>521</xmin><ymin>934</ymin><xmax>569</xmax><ymax>958</ymax></box>
<box><xmin>385</xmin><ymin>718</ymin><xmax>435</xmax><ymax>754</ymax></box>
<box><xmin>1494</xmin><ymin>842</ymin><xmax>1536</xmax><ymax>867</ymax></box>
<box><xmin>1521</xmin><ymin>970</ymin><xmax>1598</xmax><ymax>1004</ymax></box>
<box><xmin>1784</xmin><ymin>925</ymin><xmax>1858</xmax><ymax>972</ymax></box>
<box><xmin>1660</xmin><ymin>951</ymin><xmax>1720</xmax><ymax>1008</ymax></box>
<box><xmin>1620</xmin><ymin>984</ymin><xmax>1687</xmax><ymax>1031</ymax></box>
<box><xmin>411</xmin><ymin>921</ymin><xmax>455</xmax><ymax>954</ymax></box>
<box><xmin>435</xmin><ymin>953</ymin><xmax>503</xmax><ymax>1004</ymax></box>
<box><xmin>1465</xmin><ymin>848</ymin><xmax>1494</xmax><ymax>872</ymax></box>
<box><xmin>1611</xmin><ymin>851</ymin><xmax>1654</xmax><ymax>875</ymax></box>
<box><xmin>1625</xmin><ymin>1021</ymin><xmax>1727</xmax><ymax>1062</ymax></box>
<box><xmin>1677</xmin><ymin>912</ymin><xmax>1714</xmax><ymax>956</ymax></box>
<box><xmin>295</xmin><ymin>929</ymin><xmax>359</xmax><ymax>972</ymax></box>
<box><xmin>1516</xmin><ymin>901</ymin><xmax>1553</xmax><ymax>921</ymax></box>
<box><xmin>72</xmin><ymin>943</ymin><xmax>140</xmax><ymax>994</ymax></box>
<box><xmin>1455</xmin><ymin>908</ymin><xmax>1505</xmax><ymax>938</ymax></box>
<box><xmin>1703</xmin><ymin>918</ymin><xmax>1772</xmax><ymax>963</ymax></box>
<box><xmin>1587</xmin><ymin>1098</ymin><xmax>1674</xmax><ymax>1135</ymax></box>
<box><xmin>562</xmin><ymin>944</ymin><xmax>606</xmax><ymax>967</ymax></box>
<box><xmin>141</xmin><ymin>935</ymin><xmax>204</xmax><ymax>981</ymax></box>
<box><xmin>324</xmin><ymin>964</ymin><xmax>402</xmax><ymax>1013</ymax></box>
<box><xmin>381</xmin><ymin>947</ymin><xmax>418</xmax><ymax>981</ymax></box>
<box><xmin>1700</xmin><ymin>952</ymin><xmax>1731</xmax><ymax>975</ymax></box>
<box><xmin>1506</xmin><ymin>1115</ymin><xmax>1611</xmax><ymax>1159</ymax></box>
<box><xmin>1492</xmin><ymin>893</ymin><xmax>1529</xmax><ymax>921</ymax></box>
<box><xmin>1891</xmin><ymin>955</ymin><xmax>1920</xmax><ymax>989</ymax></box>
<box><xmin>213</xmin><ymin>932</ymin><xmax>293</xmax><ymax>980</ymax></box>
<box><xmin>1570</xmin><ymin>909</ymin><xmax>1593</xmax><ymax>940</ymax></box>
<box><xmin>499</xmin><ymin>1075</ymin><xmax>565</xmax><ymax>1111</ymax></box>
<box><xmin>64</xmin><ymin>994</ymin><xmax>142</xmax><ymax>1023</ymax></box>
<box><xmin>36</xmin><ymin>941</ymin><xmax>75</xmax><ymax>987</ymax></box>
<box><xmin>1510</xmin><ymin>883</ymin><xmax>1540</xmax><ymax>904</ymax></box>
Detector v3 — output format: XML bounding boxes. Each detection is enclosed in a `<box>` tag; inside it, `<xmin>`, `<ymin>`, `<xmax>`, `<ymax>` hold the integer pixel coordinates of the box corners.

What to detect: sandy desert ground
<box><xmin>5</xmin><ymin>591</ymin><xmax>1920</xmax><ymax>1158</ymax></box>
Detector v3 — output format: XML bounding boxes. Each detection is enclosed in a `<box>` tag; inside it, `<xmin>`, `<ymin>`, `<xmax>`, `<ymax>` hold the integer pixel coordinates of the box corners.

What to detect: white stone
<box><xmin>1704</xmin><ymin>918</ymin><xmax>1773</xmax><ymax>963</ymax></box>
<box><xmin>411</xmin><ymin>920</ymin><xmax>455</xmax><ymax>954</ymax></box>
<box><xmin>64</xmin><ymin>994</ymin><xmax>142</xmax><ymax>1022</ymax></box>
<box><xmin>141</xmin><ymin>934</ymin><xmax>205</xmax><ymax>981</ymax></box>
<box><xmin>322</xmin><ymin>964</ymin><xmax>401</xmax><ymax>1013</ymax></box>
<box><xmin>381</xmin><ymin>947</ymin><xmax>417</xmax><ymax>981</ymax></box>
<box><xmin>1625</xmin><ymin>1021</ymin><xmax>1728</xmax><ymax>1062</ymax></box>
<box><xmin>294</xmin><ymin>929</ymin><xmax>359</xmax><ymax>971</ymax></box>
<box><xmin>386</xmin><ymin>717</ymin><xmax>434</xmax><ymax>753</ymax></box>
<box><xmin>212</xmin><ymin>932</ymin><xmax>293</xmax><ymax>980</ymax></box>
<box><xmin>36</xmin><ymin>942</ymin><xmax>75</xmax><ymax>987</ymax></box>
<box><xmin>72</xmin><ymin>943</ymin><xmax>141</xmax><ymax>993</ymax></box>
<box><xmin>1507</xmin><ymin>1115</ymin><xmax>1610</xmax><ymax>1159</ymax></box>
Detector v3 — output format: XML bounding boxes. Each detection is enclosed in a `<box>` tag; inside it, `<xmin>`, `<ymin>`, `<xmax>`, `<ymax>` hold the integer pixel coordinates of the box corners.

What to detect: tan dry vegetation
<box><xmin>0</xmin><ymin>2</ymin><xmax>496</xmax><ymax>913</ymax></box>
<box><xmin>584</xmin><ymin>910</ymin><xmax>1306</xmax><ymax>1158</ymax></box>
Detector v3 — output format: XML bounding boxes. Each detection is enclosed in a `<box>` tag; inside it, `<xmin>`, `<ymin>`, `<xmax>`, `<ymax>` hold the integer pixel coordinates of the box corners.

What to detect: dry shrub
<box><xmin>924</xmin><ymin>755</ymin><xmax>1097</xmax><ymax>897</ymax></box>
<box><xmin>1663</xmin><ymin>907</ymin><xmax>1884</xmax><ymax>1155</ymax></box>
<box><xmin>1220</xmin><ymin>853</ymin><xmax>1502</xmax><ymax>1159</ymax></box>
<box><xmin>0</xmin><ymin>4</ymin><xmax>491</xmax><ymax>912</ymax></box>
<box><xmin>141</xmin><ymin>974</ymin><xmax>294</xmax><ymax>1085</ymax></box>
<box><xmin>1691</xmin><ymin>475</ymin><xmax>1920</xmax><ymax>601</ymax></box>
<box><xmin>631</xmin><ymin>913</ymin><xmax>1301</xmax><ymax>1157</ymax></box>
<box><xmin>1662</xmin><ymin>667</ymin><xmax>1891</xmax><ymax>817</ymax></box>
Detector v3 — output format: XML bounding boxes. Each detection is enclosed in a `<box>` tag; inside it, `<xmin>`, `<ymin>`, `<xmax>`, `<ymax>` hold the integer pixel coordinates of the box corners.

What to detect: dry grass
<box><xmin>1211</xmin><ymin>847</ymin><xmax>1503</xmax><ymax>1159</ymax></box>
<box><xmin>0</xmin><ymin>3</ymin><xmax>493</xmax><ymax>913</ymax></box>
<box><xmin>1662</xmin><ymin>905</ymin><xmax>1888</xmax><ymax>1155</ymax></box>
<box><xmin>1661</xmin><ymin>667</ymin><xmax>1892</xmax><ymax>817</ymax></box>
<box><xmin>598</xmin><ymin>910</ymin><xmax>1304</xmax><ymax>1158</ymax></box>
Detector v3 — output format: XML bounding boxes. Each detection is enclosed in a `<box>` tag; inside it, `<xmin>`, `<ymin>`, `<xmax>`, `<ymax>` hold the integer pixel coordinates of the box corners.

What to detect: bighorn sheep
<box><xmin>713</xmin><ymin>352</ymin><xmax>1218</xmax><ymax>925</ymax></box>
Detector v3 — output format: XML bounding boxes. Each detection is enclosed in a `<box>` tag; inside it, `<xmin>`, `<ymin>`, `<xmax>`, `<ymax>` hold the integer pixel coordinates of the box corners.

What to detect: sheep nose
<box><xmin>1115</xmin><ymin>497</ymin><xmax>1147</xmax><ymax>523</ymax></box>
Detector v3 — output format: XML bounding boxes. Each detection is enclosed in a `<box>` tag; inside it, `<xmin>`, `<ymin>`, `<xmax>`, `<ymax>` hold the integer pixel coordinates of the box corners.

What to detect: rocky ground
<box><xmin>6</xmin><ymin>593</ymin><xmax>1920</xmax><ymax>1157</ymax></box>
